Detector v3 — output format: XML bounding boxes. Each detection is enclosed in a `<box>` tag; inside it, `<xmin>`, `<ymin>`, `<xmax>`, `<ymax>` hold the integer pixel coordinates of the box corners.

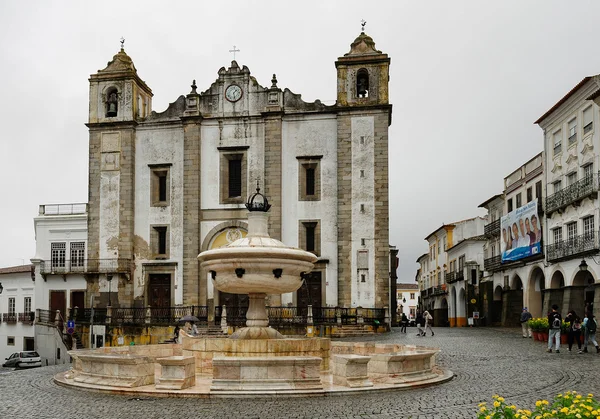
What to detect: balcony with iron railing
<box><xmin>432</xmin><ymin>285</ymin><xmax>447</xmax><ymax>296</ymax></box>
<box><xmin>2</xmin><ymin>313</ymin><xmax>17</xmax><ymax>324</ymax></box>
<box><xmin>546</xmin><ymin>231</ymin><xmax>599</xmax><ymax>263</ymax></box>
<box><xmin>484</xmin><ymin>219</ymin><xmax>501</xmax><ymax>238</ymax></box>
<box><xmin>546</xmin><ymin>173</ymin><xmax>599</xmax><ymax>215</ymax></box>
<box><xmin>18</xmin><ymin>312</ymin><xmax>35</xmax><ymax>324</ymax></box>
<box><xmin>484</xmin><ymin>255</ymin><xmax>502</xmax><ymax>272</ymax></box>
<box><xmin>445</xmin><ymin>271</ymin><xmax>456</xmax><ymax>283</ymax></box>
<box><xmin>40</xmin><ymin>258</ymin><xmax>133</xmax><ymax>277</ymax></box>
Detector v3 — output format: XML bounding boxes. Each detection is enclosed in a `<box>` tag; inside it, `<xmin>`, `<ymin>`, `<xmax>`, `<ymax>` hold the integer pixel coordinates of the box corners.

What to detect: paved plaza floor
<box><xmin>1</xmin><ymin>327</ymin><xmax>599</xmax><ymax>419</ymax></box>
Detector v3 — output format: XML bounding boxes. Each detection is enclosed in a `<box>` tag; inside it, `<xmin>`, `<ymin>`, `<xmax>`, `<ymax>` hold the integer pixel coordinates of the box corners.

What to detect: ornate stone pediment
<box><xmin>581</xmin><ymin>141</ymin><xmax>594</xmax><ymax>156</ymax></box>
<box><xmin>551</xmin><ymin>158</ymin><xmax>562</xmax><ymax>174</ymax></box>
<box><xmin>565</xmin><ymin>152</ymin><xmax>578</xmax><ymax>167</ymax></box>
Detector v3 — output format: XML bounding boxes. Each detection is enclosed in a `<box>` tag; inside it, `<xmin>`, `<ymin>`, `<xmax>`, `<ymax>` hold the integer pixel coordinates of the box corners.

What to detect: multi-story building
<box><xmin>537</xmin><ymin>76</ymin><xmax>600</xmax><ymax>315</ymax></box>
<box><xmin>396</xmin><ymin>283</ymin><xmax>419</xmax><ymax>321</ymax></box>
<box><xmin>479</xmin><ymin>153</ymin><xmax>546</xmax><ymax>326</ymax></box>
<box><xmin>418</xmin><ymin>217</ymin><xmax>485</xmax><ymax>326</ymax></box>
<box><xmin>0</xmin><ymin>265</ymin><xmax>35</xmax><ymax>361</ymax></box>
<box><xmin>84</xmin><ymin>30</ymin><xmax>392</xmax><ymax>314</ymax></box>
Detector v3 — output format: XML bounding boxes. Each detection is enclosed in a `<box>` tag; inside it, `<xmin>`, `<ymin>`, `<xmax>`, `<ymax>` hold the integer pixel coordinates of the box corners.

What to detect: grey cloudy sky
<box><xmin>2</xmin><ymin>1</ymin><xmax>600</xmax><ymax>283</ymax></box>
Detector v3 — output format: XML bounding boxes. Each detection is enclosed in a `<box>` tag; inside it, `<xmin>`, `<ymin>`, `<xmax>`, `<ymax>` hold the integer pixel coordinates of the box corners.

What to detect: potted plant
<box><xmin>561</xmin><ymin>320</ymin><xmax>569</xmax><ymax>344</ymax></box>
<box><xmin>528</xmin><ymin>318</ymin><xmax>542</xmax><ymax>340</ymax></box>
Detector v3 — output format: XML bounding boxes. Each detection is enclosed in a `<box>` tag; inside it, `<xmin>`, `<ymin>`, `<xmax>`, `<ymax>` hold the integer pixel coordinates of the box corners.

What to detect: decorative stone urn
<box><xmin>198</xmin><ymin>187</ymin><xmax>317</xmax><ymax>339</ymax></box>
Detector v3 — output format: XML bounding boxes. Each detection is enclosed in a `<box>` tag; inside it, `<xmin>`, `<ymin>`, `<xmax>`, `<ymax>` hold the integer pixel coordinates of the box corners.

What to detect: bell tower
<box><xmin>335</xmin><ymin>27</ymin><xmax>391</xmax><ymax>309</ymax></box>
<box><xmin>335</xmin><ymin>27</ymin><xmax>390</xmax><ymax>107</ymax></box>
<box><xmin>86</xmin><ymin>43</ymin><xmax>153</xmax><ymax>307</ymax></box>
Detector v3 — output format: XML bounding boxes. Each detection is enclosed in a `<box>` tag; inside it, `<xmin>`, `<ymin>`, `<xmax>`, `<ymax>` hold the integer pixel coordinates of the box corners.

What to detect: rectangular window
<box><xmin>51</xmin><ymin>242</ymin><xmax>66</xmax><ymax>269</ymax></box>
<box><xmin>305</xmin><ymin>167</ymin><xmax>315</xmax><ymax>196</ymax></box>
<box><xmin>584</xmin><ymin>164</ymin><xmax>593</xmax><ymax>181</ymax></box>
<box><xmin>458</xmin><ymin>255</ymin><xmax>465</xmax><ymax>271</ymax></box>
<box><xmin>583</xmin><ymin>216</ymin><xmax>594</xmax><ymax>238</ymax></box>
<box><xmin>70</xmin><ymin>242</ymin><xmax>85</xmax><ymax>268</ymax></box>
<box><xmin>219</xmin><ymin>148</ymin><xmax>248</xmax><ymax>204</ymax></box>
<box><xmin>535</xmin><ymin>181</ymin><xmax>542</xmax><ymax>200</ymax></box>
<box><xmin>567</xmin><ymin>172</ymin><xmax>577</xmax><ymax>186</ymax></box>
<box><xmin>410</xmin><ymin>292</ymin><xmax>415</xmax><ymax>299</ymax></box>
<box><xmin>24</xmin><ymin>297</ymin><xmax>31</xmax><ymax>313</ymax></box>
<box><xmin>443</xmin><ymin>237</ymin><xmax>447</xmax><ymax>251</ymax></box>
<box><xmin>567</xmin><ymin>222</ymin><xmax>577</xmax><ymax>240</ymax></box>
<box><xmin>298</xmin><ymin>156</ymin><xmax>322</xmax><ymax>201</ymax></box>
<box><xmin>516</xmin><ymin>193</ymin><xmax>522</xmax><ymax>208</ymax></box>
<box><xmin>568</xmin><ymin>118</ymin><xmax>577</xmax><ymax>145</ymax></box>
<box><xmin>228</xmin><ymin>159</ymin><xmax>242</xmax><ymax>198</ymax></box>
<box><xmin>8</xmin><ymin>297</ymin><xmax>16</xmax><ymax>315</ymax></box>
<box><xmin>151</xmin><ymin>226</ymin><xmax>169</xmax><ymax>259</ymax></box>
<box><xmin>150</xmin><ymin>165</ymin><xmax>171</xmax><ymax>206</ymax></box>
<box><xmin>553</xmin><ymin>227</ymin><xmax>562</xmax><ymax>244</ymax></box>
<box><xmin>299</xmin><ymin>220</ymin><xmax>320</xmax><ymax>256</ymax></box>
<box><xmin>527</xmin><ymin>187</ymin><xmax>533</xmax><ymax>203</ymax></box>
<box><xmin>583</xmin><ymin>106</ymin><xmax>593</xmax><ymax>134</ymax></box>
<box><xmin>554</xmin><ymin>180</ymin><xmax>562</xmax><ymax>193</ymax></box>
<box><xmin>437</xmin><ymin>242</ymin><xmax>440</xmax><ymax>254</ymax></box>
<box><xmin>507</xmin><ymin>198</ymin><xmax>513</xmax><ymax>213</ymax></box>
<box><xmin>553</xmin><ymin>130</ymin><xmax>562</xmax><ymax>155</ymax></box>
<box><xmin>7</xmin><ymin>337</ymin><xmax>15</xmax><ymax>346</ymax></box>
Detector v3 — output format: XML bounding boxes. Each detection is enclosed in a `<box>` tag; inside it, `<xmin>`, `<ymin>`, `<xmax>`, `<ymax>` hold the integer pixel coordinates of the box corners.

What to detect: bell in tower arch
<box><xmin>106</xmin><ymin>89</ymin><xmax>118</xmax><ymax>117</ymax></box>
<box><xmin>356</xmin><ymin>69</ymin><xmax>369</xmax><ymax>98</ymax></box>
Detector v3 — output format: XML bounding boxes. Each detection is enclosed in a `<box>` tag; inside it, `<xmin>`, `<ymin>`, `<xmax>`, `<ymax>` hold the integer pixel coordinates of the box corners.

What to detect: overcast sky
<box><xmin>2</xmin><ymin>1</ymin><xmax>600</xmax><ymax>284</ymax></box>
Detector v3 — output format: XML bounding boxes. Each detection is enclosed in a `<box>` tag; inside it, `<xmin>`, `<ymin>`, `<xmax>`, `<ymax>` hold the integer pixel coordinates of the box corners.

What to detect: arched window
<box><xmin>106</xmin><ymin>87</ymin><xmax>119</xmax><ymax>117</ymax></box>
<box><xmin>356</xmin><ymin>69</ymin><xmax>369</xmax><ymax>98</ymax></box>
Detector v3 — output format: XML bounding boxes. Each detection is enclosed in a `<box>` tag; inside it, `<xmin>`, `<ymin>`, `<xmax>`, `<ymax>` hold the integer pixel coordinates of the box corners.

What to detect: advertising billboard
<box><xmin>500</xmin><ymin>199</ymin><xmax>542</xmax><ymax>262</ymax></box>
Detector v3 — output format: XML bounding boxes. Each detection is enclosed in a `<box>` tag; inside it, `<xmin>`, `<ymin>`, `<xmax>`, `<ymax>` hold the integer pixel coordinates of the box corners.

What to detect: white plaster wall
<box><xmin>201</xmin><ymin>120</ymin><xmax>265</xmax><ymax>209</ymax></box>
<box><xmin>281</xmin><ymin>114</ymin><xmax>338</xmax><ymax>306</ymax></box>
<box><xmin>350</xmin><ymin>116</ymin><xmax>375</xmax><ymax>307</ymax></box>
<box><xmin>135</xmin><ymin>125</ymin><xmax>185</xmax><ymax>303</ymax></box>
<box><xmin>0</xmin><ymin>272</ymin><xmax>35</xmax><ymax>361</ymax></box>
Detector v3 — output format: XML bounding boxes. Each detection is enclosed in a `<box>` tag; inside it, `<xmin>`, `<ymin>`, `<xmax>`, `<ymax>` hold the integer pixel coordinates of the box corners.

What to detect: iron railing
<box><xmin>484</xmin><ymin>255</ymin><xmax>502</xmax><ymax>272</ymax></box>
<box><xmin>225</xmin><ymin>306</ymin><xmax>248</xmax><ymax>326</ymax></box>
<box><xmin>268</xmin><ymin>306</ymin><xmax>307</xmax><ymax>326</ymax></box>
<box><xmin>432</xmin><ymin>285</ymin><xmax>447</xmax><ymax>296</ymax></box>
<box><xmin>313</xmin><ymin>307</ymin><xmax>337</xmax><ymax>324</ymax></box>
<box><xmin>445</xmin><ymin>271</ymin><xmax>456</xmax><ymax>283</ymax></box>
<box><xmin>2</xmin><ymin>313</ymin><xmax>17</xmax><ymax>323</ymax></box>
<box><xmin>40</xmin><ymin>258</ymin><xmax>133</xmax><ymax>275</ymax></box>
<box><xmin>18</xmin><ymin>312</ymin><xmax>35</xmax><ymax>324</ymax></box>
<box><xmin>456</xmin><ymin>270</ymin><xmax>465</xmax><ymax>281</ymax></box>
<box><xmin>338</xmin><ymin>308</ymin><xmax>357</xmax><ymax>325</ymax></box>
<box><xmin>82</xmin><ymin>308</ymin><xmax>107</xmax><ymax>324</ymax></box>
<box><xmin>546</xmin><ymin>231</ymin><xmax>599</xmax><ymax>262</ymax></box>
<box><xmin>484</xmin><ymin>219</ymin><xmax>501</xmax><ymax>238</ymax></box>
<box><xmin>546</xmin><ymin>173</ymin><xmax>599</xmax><ymax>214</ymax></box>
<box><xmin>363</xmin><ymin>308</ymin><xmax>386</xmax><ymax>324</ymax></box>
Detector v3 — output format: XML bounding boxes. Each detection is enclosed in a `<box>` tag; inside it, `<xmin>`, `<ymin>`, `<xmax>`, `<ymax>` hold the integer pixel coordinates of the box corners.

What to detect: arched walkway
<box><xmin>527</xmin><ymin>267</ymin><xmax>545</xmax><ymax>318</ymax></box>
<box><xmin>491</xmin><ymin>285</ymin><xmax>503</xmax><ymax>325</ymax></box>
<box><xmin>568</xmin><ymin>270</ymin><xmax>595</xmax><ymax>315</ymax></box>
<box><xmin>502</xmin><ymin>275</ymin><xmax>523</xmax><ymax>327</ymax></box>
<box><xmin>543</xmin><ymin>270</ymin><xmax>565</xmax><ymax>316</ymax></box>
<box><xmin>450</xmin><ymin>287</ymin><xmax>457</xmax><ymax>327</ymax></box>
<box><xmin>457</xmin><ymin>288</ymin><xmax>466</xmax><ymax>327</ymax></box>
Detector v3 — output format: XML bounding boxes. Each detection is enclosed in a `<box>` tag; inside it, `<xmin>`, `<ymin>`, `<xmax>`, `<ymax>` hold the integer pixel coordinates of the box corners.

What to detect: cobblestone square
<box><xmin>1</xmin><ymin>327</ymin><xmax>599</xmax><ymax>419</ymax></box>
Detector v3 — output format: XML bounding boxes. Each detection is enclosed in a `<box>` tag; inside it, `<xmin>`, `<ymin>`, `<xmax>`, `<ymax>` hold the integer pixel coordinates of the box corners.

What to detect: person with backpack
<box><xmin>582</xmin><ymin>313</ymin><xmax>599</xmax><ymax>353</ymax></box>
<box><xmin>547</xmin><ymin>304</ymin><xmax>562</xmax><ymax>353</ymax></box>
<box><xmin>415</xmin><ymin>312</ymin><xmax>425</xmax><ymax>337</ymax></box>
<box><xmin>565</xmin><ymin>310</ymin><xmax>583</xmax><ymax>353</ymax></box>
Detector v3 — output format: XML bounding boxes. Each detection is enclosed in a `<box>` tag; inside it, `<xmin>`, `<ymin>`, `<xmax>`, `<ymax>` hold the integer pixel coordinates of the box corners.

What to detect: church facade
<box><xmin>85</xmin><ymin>31</ymin><xmax>392</xmax><ymax>312</ymax></box>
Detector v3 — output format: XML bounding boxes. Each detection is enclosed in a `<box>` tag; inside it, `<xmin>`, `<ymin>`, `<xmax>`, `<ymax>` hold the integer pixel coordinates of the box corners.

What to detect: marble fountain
<box><xmin>56</xmin><ymin>189</ymin><xmax>452</xmax><ymax>397</ymax></box>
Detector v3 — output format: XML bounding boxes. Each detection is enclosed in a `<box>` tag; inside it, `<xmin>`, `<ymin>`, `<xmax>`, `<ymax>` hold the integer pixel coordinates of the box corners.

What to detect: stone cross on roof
<box><xmin>229</xmin><ymin>45</ymin><xmax>240</xmax><ymax>60</ymax></box>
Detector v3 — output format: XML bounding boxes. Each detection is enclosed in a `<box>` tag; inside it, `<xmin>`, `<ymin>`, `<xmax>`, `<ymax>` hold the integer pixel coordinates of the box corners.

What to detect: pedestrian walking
<box><xmin>520</xmin><ymin>307</ymin><xmax>533</xmax><ymax>338</ymax></box>
<box><xmin>423</xmin><ymin>310</ymin><xmax>434</xmax><ymax>336</ymax></box>
<box><xmin>400</xmin><ymin>313</ymin><xmax>408</xmax><ymax>333</ymax></box>
<box><xmin>547</xmin><ymin>304</ymin><xmax>562</xmax><ymax>353</ymax></box>
<box><xmin>416</xmin><ymin>312</ymin><xmax>425</xmax><ymax>337</ymax></box>
<box><xmin>582</xmin><ymin>313</ymin><xmax>599</xmax><ymax>353</ymax></box>
<box><xmin>565</xmin><ymin>310</ymin><xmax>583</xmax><ymax>353</ymax></box>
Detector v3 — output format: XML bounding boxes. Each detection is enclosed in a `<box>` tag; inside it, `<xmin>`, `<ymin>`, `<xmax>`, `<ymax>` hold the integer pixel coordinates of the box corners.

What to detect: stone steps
<box><xmin>331</xmin><ymin>325</ymin><xmax>376</xmax><ymax>338</ymax></box>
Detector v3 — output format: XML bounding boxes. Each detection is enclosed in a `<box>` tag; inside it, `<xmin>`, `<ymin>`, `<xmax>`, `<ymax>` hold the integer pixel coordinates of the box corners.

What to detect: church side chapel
<box><xmin>85</xmin><ymin>27</ymin><xmax>392</xmax><ymax>320</ymax></box>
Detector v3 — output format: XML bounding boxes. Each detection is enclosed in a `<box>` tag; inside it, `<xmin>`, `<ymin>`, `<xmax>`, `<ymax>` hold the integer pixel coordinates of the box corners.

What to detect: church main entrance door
<box><xmin>297</xmin><ymin>272</ymin><xmax>322</xmax><ymax>308</ymax></box>
<box><xmin>149</xmin><ymin>274</ymin><xmax>171</xmax><ymax>321</ymax></box>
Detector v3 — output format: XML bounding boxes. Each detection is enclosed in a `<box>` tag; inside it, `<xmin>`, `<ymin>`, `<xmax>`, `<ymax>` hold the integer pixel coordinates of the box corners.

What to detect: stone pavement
<box><xmin>1</xmin><ymin>327</ymin><xmax>600</xmax><ymax>419</ymax></box>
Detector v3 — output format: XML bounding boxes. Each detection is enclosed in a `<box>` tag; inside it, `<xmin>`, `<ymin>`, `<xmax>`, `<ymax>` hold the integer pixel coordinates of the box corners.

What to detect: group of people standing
<box><xmin>397</xmin><ymin>311</ymin><xmax>434</xmax><ymax>336</ymax></box>
<box><xmin>545</xmin><ymin>304</ymin><xmax>598</xmax><ymax>354</ymax></box>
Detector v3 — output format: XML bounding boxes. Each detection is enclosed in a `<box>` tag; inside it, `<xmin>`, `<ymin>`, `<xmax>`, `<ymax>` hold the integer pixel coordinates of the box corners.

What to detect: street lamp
<box><xmin>107</xmin><ymin>274</ymin><xmax>113</xmax><ymax>306</ymax></box>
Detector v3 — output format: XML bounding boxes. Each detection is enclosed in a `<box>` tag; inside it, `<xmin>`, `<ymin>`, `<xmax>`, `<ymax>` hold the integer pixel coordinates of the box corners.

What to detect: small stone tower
<box><xmin>86</xmin><ymin>45</ymin><xmax>153</xmax><ymax>306</ymax></box>
<box><xmin>335</xmin><ymin>29</ymin><xmax>391</xmax><ymax>308</ymax></box>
